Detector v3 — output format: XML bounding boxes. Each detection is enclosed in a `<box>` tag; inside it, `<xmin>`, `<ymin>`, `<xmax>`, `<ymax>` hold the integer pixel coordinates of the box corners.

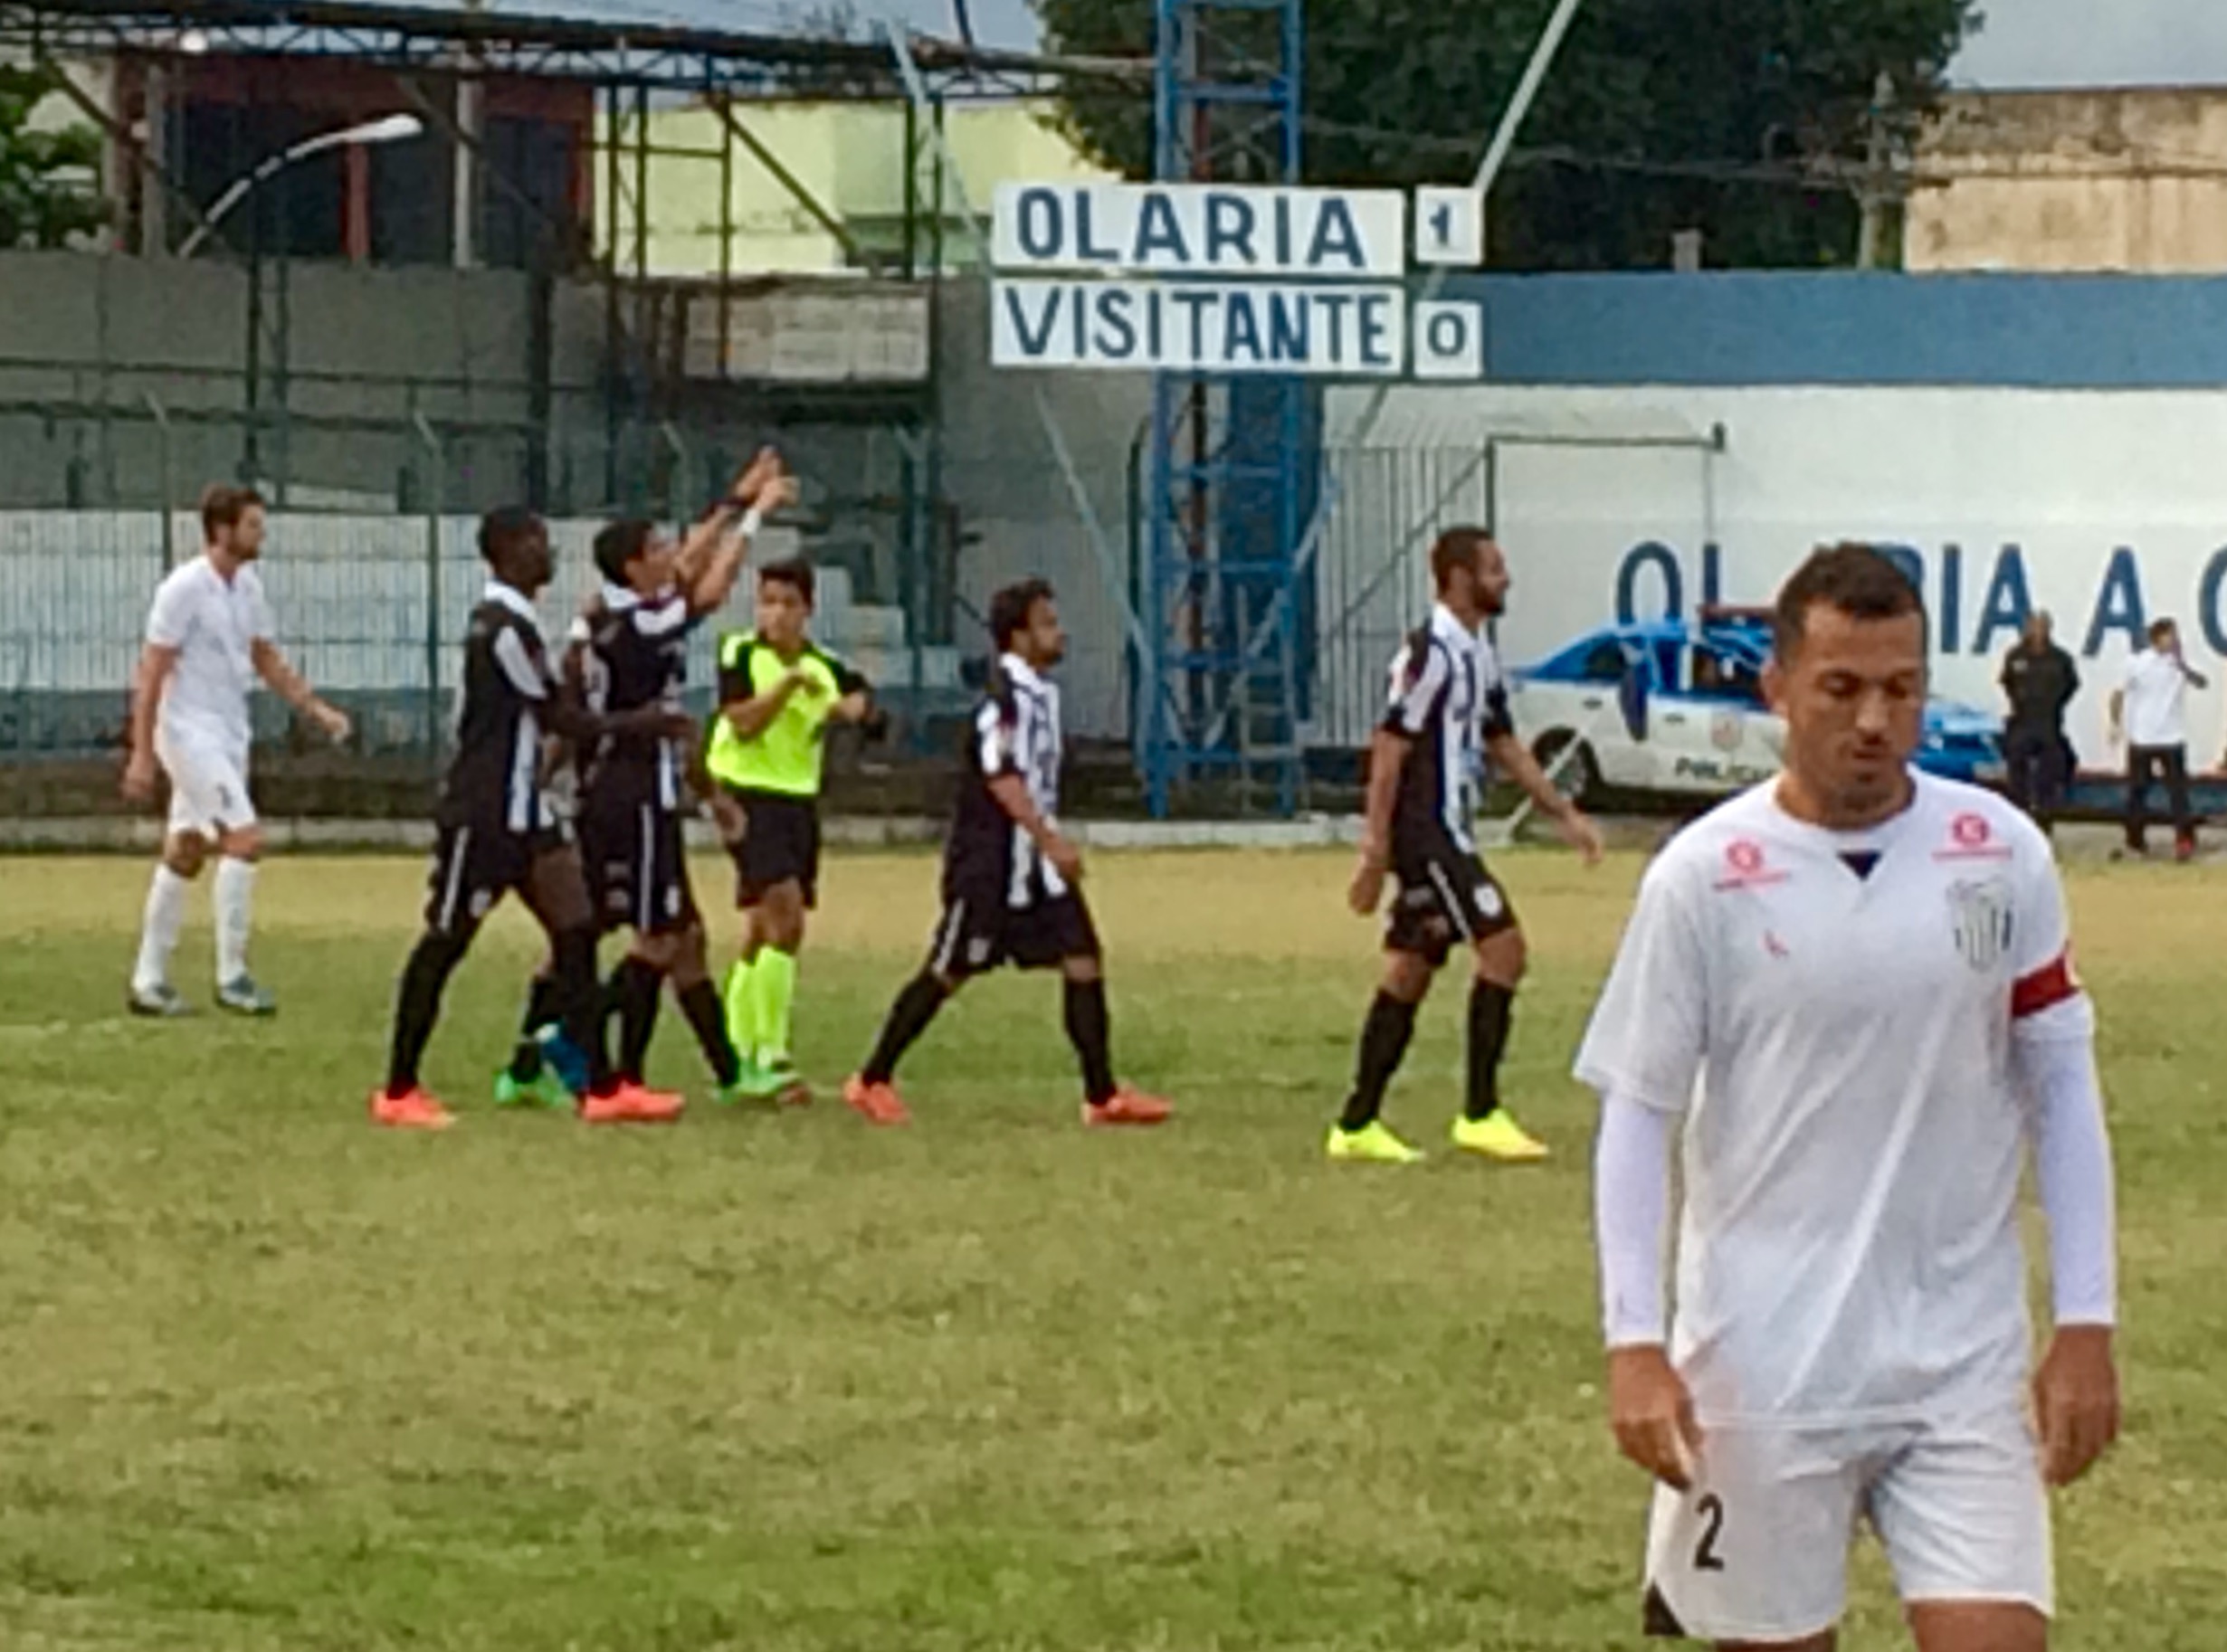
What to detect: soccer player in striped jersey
<box><xmin>493</xmin><ymin>456</ymin><xmax>791</xmax><ymax>1110</ymax></box>
<box><xmin>842</xmin><ymin>579</ymin><xmax>1170</xmax><ymax>1129</ymax></box>
<box><xmin>1332</xmin><ymin>527</ymin><xmax>1604</xmax><ymax>1165</ymax></box>
<box><xmin>369</xmin><ymin>508</ymin><xmax>691</xmax><ymax>1130</ymax></box>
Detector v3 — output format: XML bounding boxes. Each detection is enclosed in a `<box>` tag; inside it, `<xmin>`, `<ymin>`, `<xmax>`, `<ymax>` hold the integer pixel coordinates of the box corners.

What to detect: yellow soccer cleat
<box><xmin>1326</xmin><ymin>1120</ymin><xmax>1425</xmax><ymax>1164</ymax></box>
<box><xmin>1451</xmin><ymin>1111</ymin><xmax>1550</xmax><ymax>1163</ymax></box>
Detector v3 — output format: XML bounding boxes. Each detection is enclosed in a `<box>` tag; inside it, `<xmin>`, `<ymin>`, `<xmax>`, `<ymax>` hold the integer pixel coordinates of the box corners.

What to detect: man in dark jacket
<box><xmin>2000</xmin><ymin>611</ymin><xmax>2079</xmax><ymax>830</ymax></box>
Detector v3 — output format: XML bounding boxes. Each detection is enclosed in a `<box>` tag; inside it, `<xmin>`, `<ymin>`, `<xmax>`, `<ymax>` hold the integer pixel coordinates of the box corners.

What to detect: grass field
<box><xmin>1</xmin><ymin>846</ymin><xmax>2222</xmax><ymax>1651</ymax></box>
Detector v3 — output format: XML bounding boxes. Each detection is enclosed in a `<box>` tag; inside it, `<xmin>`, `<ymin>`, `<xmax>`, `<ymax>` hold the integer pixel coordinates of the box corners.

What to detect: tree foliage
<box><xmin>1032</xmin><ymin>0</ymin><xmax>1978</xmax><ymax>270</ymax></box>
<box><xmin>0</xmin><ymin>64</ymin><xmax>107</xmax><ymax>250</ymax></box>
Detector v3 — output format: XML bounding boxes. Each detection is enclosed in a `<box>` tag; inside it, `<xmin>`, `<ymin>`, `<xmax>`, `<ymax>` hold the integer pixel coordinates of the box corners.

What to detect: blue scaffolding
<box><xmin>1143</xmin><ymin>0</ymin><xmax>1310</xmax><ymax>817</ymax></box>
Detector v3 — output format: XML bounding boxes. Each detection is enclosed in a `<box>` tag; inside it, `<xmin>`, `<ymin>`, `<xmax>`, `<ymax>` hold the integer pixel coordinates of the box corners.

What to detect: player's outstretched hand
<box><xmin>1347</xmin><ymin>853</ymin><xmax>1387</xmax><ymax>917</ymax></box>
<box><xmin>1608</xmin><ymin>1344</ymin><xmax>1705</xmax><ymax>1491</ymax></box>
<box><xmin>2034</xmin><ymin>1325</ymin><xmax>2119</xmax><ymax>1488</ymax></box>
<box><xmin>734</xmin><ymin>445</ymin><xmax>783</xmax><ymax>506</ymax></box>
<box><xmin>121</xmin><ymin>750</ymin><xmax>157</xmax><ymax>804</ymax></box>
<box><xmin>310</xmin><ymin>701</ymin><xmax>352</xmax><ymax>745</ymax></box>
<box><xmin>1557</xmin><ymin>806</ymin><xmax>1606</xmax><ymax>867</ymax></box>
<box><xmin>756</xmin><ymin>472</ymin><xmax>800</xmax><ymax>516</ymax></box>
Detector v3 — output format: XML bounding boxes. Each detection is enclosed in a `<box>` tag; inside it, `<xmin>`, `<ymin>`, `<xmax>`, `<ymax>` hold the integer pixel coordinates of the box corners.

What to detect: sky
<box><xmin>1955</xmin><ymin>0</ymin><xmax>2227</xmax><ymax>88</ymax></box>
<box><xmin>513</xmin><ymin>0</ymin><xmax>2227</xmax><ymax>88</ymax></box>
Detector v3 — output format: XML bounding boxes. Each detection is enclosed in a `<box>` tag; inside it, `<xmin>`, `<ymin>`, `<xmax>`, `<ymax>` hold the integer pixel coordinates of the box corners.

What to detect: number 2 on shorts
<box><xmin>1693</xmin><ymin>1492</ymin><xmax>1727</xmax><ymax>1572</ymax></box>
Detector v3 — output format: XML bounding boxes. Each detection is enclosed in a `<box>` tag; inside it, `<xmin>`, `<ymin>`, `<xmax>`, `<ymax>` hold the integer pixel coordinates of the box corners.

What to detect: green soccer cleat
<box><xmin>728</xmin><ymin>1059</ymin><xmax>812</xmax><ymax>1108</ymax></box>
<box><xmin>1326</xmin><ymin>1120</ymin><xmax>1425</xmax><ymax>1164</ymax></box>
<box><xmin>493</xmin><ymin>1068</ymin><xmax>573</xmax><ymax>1112</ymax></box>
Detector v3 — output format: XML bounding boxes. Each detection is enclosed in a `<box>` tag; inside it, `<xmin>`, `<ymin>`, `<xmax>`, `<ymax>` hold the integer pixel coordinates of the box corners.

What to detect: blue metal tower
<box><xmin>1144</xmin><ymin>0</ymin><xmax>1309</xmax><ymax>817</ymax></box>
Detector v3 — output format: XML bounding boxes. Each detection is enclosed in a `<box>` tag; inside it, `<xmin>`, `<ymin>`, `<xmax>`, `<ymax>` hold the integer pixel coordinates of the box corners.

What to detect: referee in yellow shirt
<box><xmin>706</xmin><ymin>558</ymin><xmax>872</xmax><ymax>1102</ymax></box>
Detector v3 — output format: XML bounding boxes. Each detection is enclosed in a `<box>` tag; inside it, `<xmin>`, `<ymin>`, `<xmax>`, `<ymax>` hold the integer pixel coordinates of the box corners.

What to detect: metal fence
<box><xmin>0</xmin><ymin>433</ymin><xmax>1508</xmax><ymax>820</ymax></box>
<box><xmin>0</xmin><ymin>505</ymin><xmax>964</xmax><ymax>772</ymax></box>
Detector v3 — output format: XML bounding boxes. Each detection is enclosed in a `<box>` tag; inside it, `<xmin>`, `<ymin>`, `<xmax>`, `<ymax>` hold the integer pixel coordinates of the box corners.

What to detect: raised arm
<box><xmin>679</xmin><ymin>450</ymin><xmax>791</xmax><ymax>616</ymax></box>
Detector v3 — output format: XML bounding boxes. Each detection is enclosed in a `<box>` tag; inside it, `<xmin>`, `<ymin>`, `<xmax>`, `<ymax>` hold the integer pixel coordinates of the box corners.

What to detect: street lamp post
<box><xmin>179</xmin><ymin>112</ymin><xmax>424</xmax><ymax>259</ymax></box>
<box><xmin>186</xmin><ymin>113</ymin><xmax>424</xmax><ymax>485</ymax></box>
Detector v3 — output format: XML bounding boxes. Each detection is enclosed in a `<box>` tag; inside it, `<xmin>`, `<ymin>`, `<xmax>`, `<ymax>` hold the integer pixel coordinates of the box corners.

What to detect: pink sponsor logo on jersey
<box><xmin>1936</xmin><ymin>810</ymin><xmax>2013</xmax><ymax>862</ymax></box>
<box><xmin>1713</xmin><ymin>838</ymin><xmax>1790</xmax><ymax>890</ymax></box>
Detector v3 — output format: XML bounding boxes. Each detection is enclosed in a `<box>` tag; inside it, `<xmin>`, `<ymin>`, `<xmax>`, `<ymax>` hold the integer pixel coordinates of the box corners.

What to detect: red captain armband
<box><xmin>2012</xmin><ymin>951</ymin><xmax>2081</xmax><ymax>1019</ymax></box>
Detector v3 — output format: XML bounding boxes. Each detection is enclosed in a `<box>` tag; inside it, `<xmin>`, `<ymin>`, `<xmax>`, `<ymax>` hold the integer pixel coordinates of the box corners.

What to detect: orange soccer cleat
<box><xmin>842</xmin><ymin>1074</ymin><xmax>913</xmax><ymax>1126</ymax></box>
<box><xmin>369</xmin><ymin>1087</ymin><xmax>457</xmax><ymax>1132</ymax></box>
<box><xmin>577</xmin><ymin>1082</ymin><xmax>687</xmax><ymax>1125</ymax></box>
<box><xmin>1081</xmin><ymin>1087</ymin><xmax>1173</xmax><ymax>1128</ymax></box>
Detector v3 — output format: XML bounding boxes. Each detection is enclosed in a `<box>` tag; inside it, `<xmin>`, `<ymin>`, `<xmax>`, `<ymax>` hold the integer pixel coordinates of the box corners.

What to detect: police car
<box><xmin>1508</xmin><ymin>610</ymin><xmax>2005</xmax><ymax>804</ymax></box>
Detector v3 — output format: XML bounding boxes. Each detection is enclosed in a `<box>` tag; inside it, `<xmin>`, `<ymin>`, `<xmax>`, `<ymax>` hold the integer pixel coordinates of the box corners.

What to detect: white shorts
<box><xmin>1642</xmin><ymin>1403</ymin><xmax>2052</xmax><ymax>1643</ymax></box>
<box><xmin>157</xmin><ymin>731</ymin><xmax>256</xmax><ymax>840</ymax></box>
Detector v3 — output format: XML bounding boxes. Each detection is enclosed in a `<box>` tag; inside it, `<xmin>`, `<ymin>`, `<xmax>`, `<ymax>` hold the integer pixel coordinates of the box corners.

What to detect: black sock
<box><xmin>554</xmin><ymin>926</ymin><xmax>614</xmax><ymax>1096</ymax></box>
<box><xmin>387</xmin><ymin>931</ymin><xmax>470</xmax><ymax>1097</ymax></box>
<box><xmin>509</xmin><ymin>973</ymin><xmax>560</xmax><ymax>1081</ymax></box>
<box><xmin>1062</xmin><ymin>978</ymin><xmax>1117</xmax><ymax>1106</ymax></box>
<box><xmin>862</xmin><ymin>972</ymin><xmax>948</xmax><ymax>1086</ymax></box>
<box><xmin>1340</xmin><ymin>991</ymin><xmax>1419</xmax><ymax>1132</ymax></box>
<box><xmin>1466</xmin><ymin>980</ymin><xmax>1516</xmax><ymax>1122</ymax></box>
<box><xmin>677</xmin><ymin>978</ymin><xmax>741</xmax><ymax>1087</ymax></box>
<box><xmin>609</xmin><ymin>956</ymin><xmax>664</xmax><ymax>1084</ymax></box>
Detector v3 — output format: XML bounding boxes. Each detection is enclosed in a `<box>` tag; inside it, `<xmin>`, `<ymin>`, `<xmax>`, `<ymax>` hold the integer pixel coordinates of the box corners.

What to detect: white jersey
<box><xmin>1575</xmin><ymin>773</ymin><xmax>2086</xmax><ymax>1426</ymax></box>
<box><xmin>144</xmin><ymin>555</ymin><xmax>272</xmax><ymax>752</ymax></box>
<box><xmin>2120</xmin><ymin>648</ymin><xmax>2189</xmax><ymax>748</ymax></box>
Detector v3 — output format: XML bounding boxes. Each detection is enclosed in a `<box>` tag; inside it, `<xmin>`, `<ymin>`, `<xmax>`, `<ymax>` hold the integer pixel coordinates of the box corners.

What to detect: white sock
<box><xmin>214</xmin><ymin>856</ymin><xmax>258</xmax><ymax>983</ymax></box>
<box><xmin>133</xmin><ymin>865</ymin><xmax>191</xmax><ymax>993</ymax></box>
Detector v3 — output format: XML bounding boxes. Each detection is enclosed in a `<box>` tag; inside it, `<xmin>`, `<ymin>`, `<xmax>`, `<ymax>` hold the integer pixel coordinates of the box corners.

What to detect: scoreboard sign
<box><xmin>989</xmin><ymin>181</ymin><xmax>1482</xmax><ymax>380</ymax></box>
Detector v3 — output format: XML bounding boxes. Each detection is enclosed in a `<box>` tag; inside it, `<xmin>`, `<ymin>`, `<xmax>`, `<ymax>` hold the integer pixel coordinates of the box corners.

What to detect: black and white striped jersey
<box><xmin>1383</xmin><ymin>603</ymin><xmax>1515</xmax><ymax>855</ymax></box>
<box><xmin>944</xmin><ymin>652</ymin><xmax>1066</xmax><ymax>908</ymax></box>
<box><xmin>437</xmin><ymin>582</ymin><xmax>558</xmax><ymax>837</ymax></box>
<box><xmin>573</xmin><ymin>581</ymin><xmax>695</xmax><ymax>813</ymax></box>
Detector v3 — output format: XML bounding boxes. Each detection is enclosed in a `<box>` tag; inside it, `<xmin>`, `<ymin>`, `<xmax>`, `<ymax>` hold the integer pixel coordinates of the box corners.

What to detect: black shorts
<box><xmin>728</xmin><ymin>789</ymin><xmax>822</xmax><ymax>907</ymax></box>
<box><xmin>424</xmin><ymin>819</ymin><xmax>571</xmax><ymax>938</ymax></box>
<box><xmin>579</xmin><ymin>786</ymin><xmax>698</xmax><ymax>937</ymax></box>
<box><xmin>927</xmin><ymin>888</ymin><xmax>1101</xmax><ymax>979</ymax></box>
<box><xmin>1385</xmin><ymin>837</ymin><xmax>1518</xmax><ymax>966</ymax></box>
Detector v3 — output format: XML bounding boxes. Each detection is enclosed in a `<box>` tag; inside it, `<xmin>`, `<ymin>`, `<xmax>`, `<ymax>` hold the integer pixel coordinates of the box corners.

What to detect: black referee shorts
<box><xmin>579</xmin><ymin>783</ymin><xmax>698</xmax><ymax>937</ymax></box>
<box><xmin>927</xmin><ymin>885</ymin><xmax>1101</xmax><ymax>980</ymax></box>
<box><xmin>1385</xmin><ymin>832</ymin><xmax>1518</xmax><ymax>966</ymax></box>
<box><xmin>727</xmin><ymin>788</ymin><xmax>822</xmax><ymax>908</ymax></box>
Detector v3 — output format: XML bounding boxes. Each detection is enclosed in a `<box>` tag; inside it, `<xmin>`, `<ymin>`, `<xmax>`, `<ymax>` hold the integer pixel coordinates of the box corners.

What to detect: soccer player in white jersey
<box><xmin>123</xmin><ymin>485</ymin><xmax>351</xmax><ymax>1017</ymax></box>
<box><xmin>1578</xmin><ymin>544</ymin><xmax>2120</xmax><ymax>1651</ymax></box>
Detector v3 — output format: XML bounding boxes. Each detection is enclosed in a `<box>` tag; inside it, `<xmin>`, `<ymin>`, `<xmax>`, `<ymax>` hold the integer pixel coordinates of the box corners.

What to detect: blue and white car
<box><xmin>1508</xmin><ymin>611</ymin><xmax>2004</xmax><ymax>803</ymax></box>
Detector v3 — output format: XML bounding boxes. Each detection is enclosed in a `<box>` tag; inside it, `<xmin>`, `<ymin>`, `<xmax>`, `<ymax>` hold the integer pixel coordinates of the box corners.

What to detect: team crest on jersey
<box><xmin>1947</xmin><ymin>878</ymin><xmax>2014</xmax><ymax>971</ymax></box>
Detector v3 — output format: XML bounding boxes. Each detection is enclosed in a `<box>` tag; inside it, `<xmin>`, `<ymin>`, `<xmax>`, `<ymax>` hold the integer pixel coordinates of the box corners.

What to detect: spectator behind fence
<box><xmin>2108</xmin><ymin>616</ymin><xmax>2206</xmax><ymax>861</ymax></box>
<box><xmin>1999</xmin><ymin>611</ymin><xmax>2079</xmax><ymax>833</ymax></box>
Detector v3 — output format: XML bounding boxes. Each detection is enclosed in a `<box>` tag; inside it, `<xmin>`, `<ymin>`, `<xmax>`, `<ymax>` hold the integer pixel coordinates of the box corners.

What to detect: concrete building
<box><xmin>604</xmin><ymin>100</ymin><xmax>1113</xmax><ymax>277</ymax></box>
<box><xmin>1910</xmin><ymin>86</ymin><xmax>2227</xmax><ymax>273</ymax></box>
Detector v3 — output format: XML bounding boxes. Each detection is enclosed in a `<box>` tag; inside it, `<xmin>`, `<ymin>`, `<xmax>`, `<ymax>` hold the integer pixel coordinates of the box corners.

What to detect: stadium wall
<box><xmin>1323</xmin><ymin>378</ymin><xmax>2227</xmax><ymax>770</ymax></box>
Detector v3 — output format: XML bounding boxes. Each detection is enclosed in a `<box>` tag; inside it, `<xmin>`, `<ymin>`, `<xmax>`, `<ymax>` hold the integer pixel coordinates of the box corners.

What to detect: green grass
<box><xmin>0</xmin><ymin>848</ymin><xmax>2220</xmax><ymax>1650</ymax></box>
